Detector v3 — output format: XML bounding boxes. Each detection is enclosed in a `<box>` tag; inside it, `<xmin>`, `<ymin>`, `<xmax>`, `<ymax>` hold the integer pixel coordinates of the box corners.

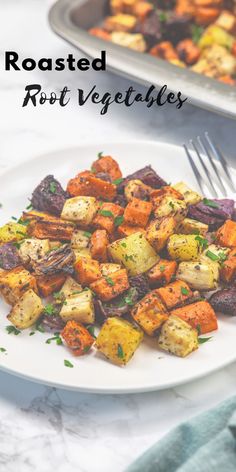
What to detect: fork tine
<box><xmin>190</xmin><ymin>139</ymin><xmax>218</xmax><ymax>198</ymax></box>
<box><xmin>183</xmin><ymin>144</ymin><xmax>216</xmax><ymax>197</ymax></box>
<box><xmin>205</xmin><ymin>132</ymin><xmax>236</xmax><ymax>193</ymax></box>
<box><xmin>197</xmin><ymin>136</ymin><xmax>227</xmax><ymax>197</ymax></box>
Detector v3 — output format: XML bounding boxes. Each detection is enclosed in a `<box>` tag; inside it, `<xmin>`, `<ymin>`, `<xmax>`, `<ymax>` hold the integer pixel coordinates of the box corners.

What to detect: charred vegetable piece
<box><xmin>158</xmin><ymin>315</ymin><xmax>198</xmax><ymax>358</ymax></box>
<box><xmin>95</xmin><ymin>316</ymin><xmax>143</xmax><ymax>366</ymax></box>
<box><xmin>19</xmin><ymin>238</ymin><xmax>50</xmax><ymax>267</ymax></box>
<box><xmin>0</xmin><ymin>243</ymin><xmax>21</xmax><ymax>270</ymax></box>
<box><xmin>124</xmin><ymin>179</ymin><xmax>151</xmax><ymax>202</ymax></box>
<box><xmin>7</xmin><ymin>289</ymin><xmax>44</xmax><ymax>329</ymax></box>
<box><xmin>35</xmin><ymin>244</ymin><xmax>75</xmax><ymax>276</ymax></box>
<box><xmin>171</xmin><ymin>301</ymin><xmax>218</xmax><ymax>334</ymax></box>
<box><xmin>188</xmin><ymin>199</ymin><xmax>235</xmax><ymax>230</ymax></box>
<box><xmin>131</xmin><ymin>291</ymin><xmax>168</xmax><ymax>336</ymax></box>
<box><xmin>129</xmin><ymin>274</ymin><xmax>150</xmax><ymax>300</ymax></box>
<box><xmin>209</xmin><ymin>287</ymin><xmax>236</xmax><ymax>315</ymax></box>
<box><xmin>94</xmin><ymin>287</ymin><xmax>138</xmax><ymax>322</ymax></box>
<box><xmin>61</xmin><ymin>320</ymin><xmax>94</xmax><ymax>356</ymax></box>
<box><xmin>40</xmin><ymin>313</ymin><xmax>66</xmax><ymax>331</ymax></box>
<box><xmin>31</xmin><ymin>175</ymin><xmax>67</xmax><ymax>216</ymax></box>
<box><xmin>146</xmin><ymin>216</ymin><xmax>176</xmax><ymax>252</ymax></box>
<box><xmin>118</xmin><ymin>165</ymin><xmax>167</xmax><ymax>193</ymax></box>
<box><xmin>27</xmin><ymin>213</ymin><xmax>74</xmax><ymax>241</ymax></box>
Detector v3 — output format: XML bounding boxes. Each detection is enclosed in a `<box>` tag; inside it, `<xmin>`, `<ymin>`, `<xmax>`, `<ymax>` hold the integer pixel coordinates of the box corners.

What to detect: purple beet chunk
<box><xmin>31</xmin><ymin>175</ymin><xmax>67</xmax><ymax>216</ymax></box>
<box><xmin>118</xmin><ymin>165</ymin><xmax>167</xmax><ymax>193</ymax></box>
<box><xmin>129</xmin><ymin>275</ymin><xmax>149</xmax><ymax>300</ymax></box>
<box><xmin>135</xmin><ymin>11</ymin><xmax>162</xmax><ymax>42</ymax></box>
<box><xmin>0</xmin><ymin>243</ymin><xmax>21</xmax><ymax>270</ymax></box>
<box><xmin>210</xmin><ymin>288</ymin><xmax>236</xmax><ymax>316</ymax></box>
<box><xmin>188</xmin><ymin>198</ymin><xmax>235</xmax><ymax>230</ymax></box>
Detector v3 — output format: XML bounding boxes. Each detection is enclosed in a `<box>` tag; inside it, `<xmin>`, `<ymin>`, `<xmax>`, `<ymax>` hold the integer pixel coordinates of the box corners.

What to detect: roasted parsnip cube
<box><xmin>0</xmin><ymin>222</ymin><xmax>28</xmax><ymax>243</ymax></box>
<box><xmin>153</xmin><ymin>196</ymin><xmax>187</xmax><ymax>223</ymax></box>
<box><xmin>0</xmin><ymin>266</ymin><xmax>38</xmax><ymax>305</ymax></box>
<box><xmin>215</xmin><ymin>11</ymin><xmax>236</xmax><ymax>33</ymax></box>
<box><xmin>108</xmin><ymin>232</ymin><xmax>159</xmax><ymax>276</ymax></box>
<box><xmin>61</xmin><ymin>197</ymin><xmax>98</xmax><ymax>226</ymax></box>
<box><xmin>95</xmin><ymin>317</ymin><xmax>143</xmax><ymax>366</ymax></box>
<box><xmin>101</xmin><ymin>263</ymin><xmax>122</xmax><ymax>276</ymax></box>
<box><xmin>177</xmin><ymin>261</ymin><xmax>219</xmax><ymax>291</ymax></box>
<box><xmin>71</xmin><ymin>229</ymin><xmax>91</xmax><ymax>249</ymax></box>
<box><xmin>167</xmin><ymin>234</ymin><xmax>201</xmax><ymax>261</ymax></box>
<box><xmin>177</xmin><ymin>218</ymin><xmax>208</xmax><ymax>236</ymax></box>
<box><xmin>201</xmin><ymin>244</ymin><xmax>230</xmax><ymax>264</ymax></box>
<box><xmin>198</xmin><ymin>25</ymin><xmax>234</xmax><ymax>50</ymax></box>
<box><xmin>146</xmin><ymin>217</ymin><xmax>176</xmax><ymax>253</ymax></box>
<box><xmin>104</xmin><ymin>14</ymin><xmax>137</xmax><ymax>32</ymax></box>
<box><xmin>19</xmin><ymin>238</ymin><xmax>50</xmax><ymax>266</ymax></box>
<box><xmin>124</xmin><ymin>179</ymin><xmax>151</xmax><ymax>202</ymax></box>
<box><xmin>54</xmin><ymin>276</ymin><xmax>82</xmax><ymax>303</ymax></box>
<box><xmin>60</xmin><ymin>289</ymin><xmax>95</xmax><ymax>324</ymax></box>
<box><xmin>172</xmin><ymin>182</ymin><xmax>202</xmax><ymax>205</ymax></box>
<box><xmin>131</xmin><ymin>291</ymin><xmax>168</xmax><ymax>336</ymax></box>
<box><xmin>158</xmin><ymin>315</ymin><xmax>198</xmax><ymax>358</ymax></box>
<box><xmin>7</xmin><ymin>289</ymin><xmax>43</xmax><ymax>329</ymax></box>
<box><xmin>73</xmin><ymin>248</ymin><xmax>91</xmax><ymax>262</ymax></box>
<box><xmin>111</xmin><ymin>32</ymin><xmax>146</xmax><ymax>51</ymax></box>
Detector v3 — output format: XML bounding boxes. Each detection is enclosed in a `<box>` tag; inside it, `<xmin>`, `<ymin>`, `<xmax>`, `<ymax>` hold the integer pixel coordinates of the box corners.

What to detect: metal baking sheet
<box><xmin>49</xmin><ymin>0</ymin><xmax>236</xmax><ymax>119</ymax></box>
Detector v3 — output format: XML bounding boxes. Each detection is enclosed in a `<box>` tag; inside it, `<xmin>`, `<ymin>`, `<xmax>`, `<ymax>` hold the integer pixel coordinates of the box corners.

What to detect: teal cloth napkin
<box><xmin>126</xmin><ymin>395</ymin><xmax>236</xmax><ymax>472</ymax></box>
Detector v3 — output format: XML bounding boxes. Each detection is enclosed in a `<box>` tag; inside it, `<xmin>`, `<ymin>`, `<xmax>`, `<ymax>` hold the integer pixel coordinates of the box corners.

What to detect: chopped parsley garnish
<box><xmin>87</xmin><ymin>325</ymin><xmax>96</xmax><ymax>338</ymax></box>
<box><xmin>83</xmin><ymin>345</ymin><xmax>91</xmax><ymax>353</ymax></box>
<box><xmin>205</xmin><ymin>250</ymin><xmax>219</xmax><ymax>262</ymax></box>
<box><xmin>169</xmin><ymin>201</ymin><xmax>175</xmax><ymax>209</ymax></box>
<box><xmin>97</xmin><ymin>151</ymin><xmax>103</xmax><ymax>158</ymax></box>
<box><xmin>29</xmin><ymin>331</ymin><xmax>35</xmax><ymax>336</ymax></box>
<box><xmin>49</xmin><ymin>182</ymin><xmax>57</xmax><ymax>194</ymax></box>
<box><xmin>0</xmin><ymin>203</ymin><xmax>2</xmax><ymax>208</ymax></box>
<box><xmin>192</xmin><ymin>25</ymin><xmax>204</xmax><ymax>44</ymax></box>
<box><xmin>46</xmin><ymin>334</ymin><xmax>62</xmax><ymax>345</ymax></box>
<box><xmin>198</xmin><ymin>336</ymin><xmax>212</xmax><ymax>345</ymax></box>
<box><xmin>16</xmin><ymin>231</ymin><xmax>25</xmax><ymax>236</ymax></box>
<box><xmin>113</xmin><ymin>178</ymin><xmax>124</xmax><ymax>185</ymax></box>
<box><xmin>99</xmin><ymin>210</ymin><xmax>114</xmax><ymax>217</ymax></box>
<box><xmin>44</xmin><ymin>303</ymin><xmax>55</xmax><ymax>315</ymax></box>
<box><xmin>159</xmin><ymin>265</ymin><xmax>166</xmax><ymax>272</ymax></box>
<box><xmin>13</xmin><ymin>241</ymin><xmax>22</xmax><ymax>249</ymax></box>
<box><xmin>11</xmin><ymin>216</ymin><xmax>17</xmax><ymax>221</ymax></box>
<box><xmin>159</xmin><ymin>11</ymin><xmax>167</xmax><ymax>22</ymax></box>
<box><xmin>26</xmin><ymin>203</ymin><xmax>33</xmax><ymax>210</ymax></box>
<box><xmin>0</xmin><ymin>347</ymin><xmax>6</xmax><ymax>353</ymax></box>
<box><xmin>64</xmin><ymin>359</ymin><xmax>74</xmax><ymax>368</ymax></box>
<box><xmin>6</xmin><ymin>325</ymin><xmax>21</xmax><ymax>335</ymax></box>
<box><xmin>105</xmin><ymin>276</ymin><xmax>115</xmax><ymax>287</ymax></box>
<box><xmin>196</xmin><ymin>324</ymin><xmax>201</xmax><ymax>336</ymax></box>
<box><xmin>35</xmin><ymin>320</ymin><xmax>45</xmax><ymax>333</ymax></box>
<box><xmin>121</xmin><ymin>242</ymin><xmax>127</xmax><ymax>248</ymax></box>
<box><xmin>195</xmin><ymin>235</ymin><xmax>208</xmax><ymax>250</ymax></box>
<box><xmin>117</xmin><ymin>344</ymin><xmax>124</xmax><ymax>359</ymax></box>
<box><xmin>18</xmin><ymin>218</ymin><xmax>30</xmax><ymax>226</ymax></box>
<box><xmin>218</xmin><ymin>252</ymin><xmax>228</xmax><ymax>264</ymax></box>
<box><xmin>181</xmin><ymin>287</ymin><xmax>189</xmax><ymax>295</ymax></box>
<box><xmin>114</xmin><ymin>215</ymin><xmax>124</xmax><ymax>227</ymax></box>
<box><xmin>83</xmin><ymin>231</ymin><xmax>92</xmax><ymax>238</ymax></box>
<box><xmin>53</xmin><ymin>291</ymin><xmax>64</xmax><ymax>300</ymax></box>
<box><xmin>203</xmin><ymin>198</ymin><xmax>219</xmax><ymax>209</ymax></box>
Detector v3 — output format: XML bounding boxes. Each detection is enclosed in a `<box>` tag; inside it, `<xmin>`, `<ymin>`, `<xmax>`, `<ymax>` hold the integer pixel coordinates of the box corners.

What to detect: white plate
<box><xmin>0</xmin><ymin>140</ymin><xmax>236</xmax><ymax>394</ymax></box>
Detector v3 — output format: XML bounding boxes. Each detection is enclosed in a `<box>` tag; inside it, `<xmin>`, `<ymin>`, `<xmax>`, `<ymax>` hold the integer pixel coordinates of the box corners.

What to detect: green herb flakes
<box><xmin>181</xmin><ymin>287</ymin><xmax>189</xmax><ymax>296</ymax></box>
<box><xmin>114</xmin><ymin>215</ymin><xmax>124</xmax><ymax>227</ymax></box>
<box><xmin>105</xmin><ymin>276</ymin><xmax>115</xmax><ymax>287</ymax></box>
<box><xmin>117</xmin><ymin>344</ymin><xmax>124</xmax><ymax>359</ymax></box>
<box><xmin>99</xmin><ymin>210</ymin><xmax>114</xmax><ymax>217</ymax></box>
<box><xmin>6</xmin><ymin>325</ymin><xmax>21</xmax><ymax>335</ymax></box>
<box><xmin>205</xmin><ymin>250</ymin><xmax>219</xmax><ymax>262</ymax></box>
<box><xmin>113</xmin><ymin>178</ymin><xmax>124</xmax><ymax>185</ymax></box>
<box><xmin>64</xmin><ymin>359</ymin><xmax>74</xmax><ymax>368</ymax></box>
<box><xmin>198</xmin><ymin>336</ymin><xmax>212</xmax><ymax>345</ymax></box>
<box><xmin>49</xmin><ymin>182</ymin><xmax>57</xmax><ymax>194</ymax></box>
<box><xmin>203</xmin><ymin>198</ymin><xmax>219</xmax><ymax>209</ymax></box>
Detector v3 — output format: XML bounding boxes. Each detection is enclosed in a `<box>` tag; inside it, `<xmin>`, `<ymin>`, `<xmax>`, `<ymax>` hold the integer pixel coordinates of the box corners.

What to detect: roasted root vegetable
<box><xmin>93</xmin><ymin>202</ymin><xmax>124</xmax><ymax>234</ymax></box>
<box><xmin>156</xmin><ymin>280</ymin><xmax>193</xmax><ymax>310</ymax></box>
<box><xmin>123</xmin><ymin>197</ymin><xmax>152</xmax><ymax>227</ymax></box>
<box><xmin>153</xmin><ymin>196</ymin><xmax>187</xmax><ymax>222</ymax></box>
<box><xmin>90</xmin><ymin>230</ymin><xmax>109</xmax><ymax>262</ymax></box>
<box><xmin>0</xmin><ymin>243</ymin><xmax>21</xmax><ymax>270</ymax></box>
<box><xmin>71</xmin><ymin>229</ymin><xmax>91</xmax><ymax>249</ymax></box>
<box><xmin>124</xmin><ymin>179</ymin><xmax>151</xmax><ymax>202</ymax></box>
<box><xmin>177</xmin><ymin>260</ymin><xmax>219</xmax><ymax>290</ymax></box>
<box><xmin>60</xmin><ymin>289</ymin><xmax>95</xmax><ymax>324</ymax></box>
<box><xmin>220</xmin><ymin>248</ymin><xmax>236</xmax><ymax>283</ymax></box>
<box><xmin>100</xmin><ymin>263</ymin><xmax>122</xmax><ymax>276</ymax></box>
<box><xmin>7</xmin><ymin>289</ymin><xmax>43</xmax><ymax>329</ymax></box>
<box><xmin>36</xmin><ymin>273</ymin><xmax>66</xmax><ymax>297</ymax></box>
<box><xmin>31</xmin><ymin>175</ymin><xmax>67</xmax><ymax>216</ymax></box>
<box><xmin>158</xmin><ymin>315</ymin><xmax>198</xmax><ymax>358</ymax></box>
<box><xmin>210</xmin><ymin>287</ymin><xmax>236</xmax><ymax>315</ymax></box>
<box><xmin>19</xmin><ymin>238</ymin><xmax>50</xmax><ymax>267</ymax></box>
<box><xmin>110</xmin><ymin>32</ymin><xmax>147</xmax><ymax>51</ymax></box>
<box><xmin>172</xmin><ymin>182</ymin><xmax>202</xmax><ymax>205</ymax></box>
<box><xmin>91</xmin><ymin>155</ymin><xmax>122</xmax><ymax>180</ymax></box>
<box><xmin>61</xmin><ymin>320</ymin><xmax>94</xmax><ymax>356</ymax></box>
<box><xmin>0</xmin><ymin>222</ymin><xmax>28</xmax><ymax>244</ymax></box>
<box><xmin>54</xmin><ymin>276</ymin><xmax>82</xmax><ymax>303</ymax></box>
<box><xmin>27</xmin><ymin>213</ymin><xmax>74</xmax><ymax>241</ymax></box>
<box><xmin>90</xmin><ymin>269</ymin><xmax>129</xmax><ymax>301</ymax></box>
<box><xmin>0</xmin><ymin>267</ymin><xmax>38</xmax><ymax>305</ymax></box>
<box><xmin>61</xmin><ymin>196</ymin><xmax>98</xmax><ymax>226</ymax></box>
<box><xmin>95</xmin><ymin>317</ymin><xmax>143</xmax><ymax>366</ymax></box>
<box><xmin>167</xmin><ymin>234</ymin><xmax>201</xmax><ymax>261</ymax></box>
<box><xmin>146</xmin><ymin>216</ymin><xmax>176</xmax><ymax>253</ymax></box>
<box><xmin>171</xmin><ymin>301</ymin><xmax>218</xmax><ymax>334</ymax></box>
<box><xmin>74</xmin><ymin>258</ymin><xmax>101</xmax><ymax>286</ymax></box>
<box><xmin>147</xmin><ymin>259</ymin><xmax>177</xmax><ymax>287</ymax></box>
<box><xmin>67</xmin><ymin>171</ymin><xmax>116</xmax><ymax>201</ymax></box>
<box><xmin>131</xmin><ymin>291</ymin><xmax>168</xmax><ymax>336</ymax></box>
<box><xmin>108</xmin><ymin>232</ymin><xmax>159</xmax><ymax>275</ymax></box>
<box><xmin>216</xmin><ymin>220</ymin><xmax>236</xmax><ymax>247</ymax></box>
<box><xmin>177</xmin><ymin>218</ymin><xmax>208</xmax><ymax>235</ymax></box>
<box><xmin>117</xmin><ymin>223</ymin><xmax>145</xmax><ymax>237</ymax></box>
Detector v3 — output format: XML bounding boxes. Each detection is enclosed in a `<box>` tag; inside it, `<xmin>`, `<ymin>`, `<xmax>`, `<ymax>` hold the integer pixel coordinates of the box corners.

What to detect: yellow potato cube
<box><xmin>158</xmin><ymin>315</ymin><xmax>198</xmax><ymax>357</ymax></box>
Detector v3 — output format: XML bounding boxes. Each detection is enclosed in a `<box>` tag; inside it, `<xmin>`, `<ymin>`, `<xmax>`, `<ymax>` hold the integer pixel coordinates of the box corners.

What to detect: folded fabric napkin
<box><xmin>126</xmin><ymin>395</ymin><xmax>236</xmax><ymax>472</ymax></box>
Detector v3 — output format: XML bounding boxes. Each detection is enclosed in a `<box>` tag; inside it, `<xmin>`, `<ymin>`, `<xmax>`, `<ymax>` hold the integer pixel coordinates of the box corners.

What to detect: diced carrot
<box><xmin>91</xmin><ymin>155</ymin><xmax>122</xmax><ymax>180</ymax></box>
<box><xmin>150</xmin><ymin>186</ymin><xmax>183</xmax><ymax>202</ymax></box>
<box><xmin>117</xmin><ymin>223</ymin><xmax>145</xmax><ymax>237</ymax></box>
<box><xmin>89</xmin><ymin>28</ymin><xmax>111</xmax><ymax>41</ymax></box>
<box><xmin>171</xmin><ymin>301</ymin><xmax>218</xmax><ymax>334</ymax></box>
<box><xmin>74</xmin><ymin>258</ymin><xmax>101</xmax><ymax>286</ymax></box>
<box><xmin>67</xmin><ymin>171</ymin><xmax>117</xmax><ymax>201</ymax></box>
<box><xmin>131</xmin><ymin>291</ymin><xmax>168</xmax><ymax>336</ymax></box>
<box><xmin>90</xmin><ymin>230</ymin><xmax>109</xmax><ymax>262</ymax></box>
<box><xmin>220</xmin><ymin>248</ymin><xmax>236</xmax><ymax>283</ymax></box>
<box><xmin>156</xmin><ymin>280</ymin><xmax>193</xmax><ymax>310</ymax></box>
<box><xmin>194</xmin><ymin>7</ymin><xmax>220</xmax><ymax>25</ymax></box>
<box><xmin>61</xmin><ymin>320</ymin><xmax>94</xmax><ymax>356</ymax></box>
<box><xmin>90</xmin><ymin>269</ymin><xmax>129</xmax><ymax>301</ymax></box>
<box><xmin>175</xmin><ymin>0</ymin><xmax>195</xmax><ymax>16</ymax></box>
<box><xmin>216</xmin><ymin>220</ymin><xmax>236</xmax><ymax>248</ymax></box>
<box><xmin>133</xmin><ymin>1</ymin><xmax>153</xmax><ymax>20</ymax></box>
<box><xmin>123</xmin><ymin>197</ymin><xmax>152</xmax><ymax>227</ymax></box>
<box><xmin>93</xmin><ymin>202</ymin><xmax>124</xmax><ymax>234</ymax></box>
<box><xmin>147</xmin><ymin>259</ymin><xmax>177</xmax><ymax>287</ymax></box>
<box><xmin>150</xmin><ymin>41</ymin><xmax>178</xmax><ymax>61</ymax></box>
<box><xmin>36</xmin><ymin>273</ymin><xmax>66</xmax><ymax>297</ymax></box>
<box><xmin>176</xmin><ymin>39</ymin><xmax>200</xmax><ymax>65</ymax></box>
<box><xmin>218</xmin><ymin>75</ymin><xmax>235</xmax><ymax>86</ymax></box>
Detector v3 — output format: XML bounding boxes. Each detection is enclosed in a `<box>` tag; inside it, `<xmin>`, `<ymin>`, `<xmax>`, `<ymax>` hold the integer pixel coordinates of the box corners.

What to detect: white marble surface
<box><xmin>0</xmin><ymin>1</ymin><xmax>236</xmax><ymax>471</ymax></box>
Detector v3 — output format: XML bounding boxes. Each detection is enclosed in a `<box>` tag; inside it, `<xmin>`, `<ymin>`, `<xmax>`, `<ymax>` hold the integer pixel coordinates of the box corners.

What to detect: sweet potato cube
<box><xmin>123</xmin><ymin>198</ymin><xmax>152</xmax><ymax>227</ymax></box>
<box><xmin>91</xmin><ymin>155</ymin><xmax>122</xmax><ymax>180</ymax></box>
<box><xmin>90</xmin><ymin>269</ymin><xmax>129</xmax><ymax>301</ymax></box>
<box><xmin>93</xmin><ymin>202</ymin><xmax>124</xmax><ymax>234</ymax></box>
<box><xmin>131</xmin><ymin>291</ymin><xmax>168</xmax><ymax>336</ymax></box>
<box><xmin>95</xmin><ymin>317</ymin><xmax>143</xmax><ymax>366</ymax></box>
<box><xmin>67</xmin><ymin>171</ymin><xmax>117</xmax><ymax>201</ymax></box>
<box><xmin>74</xmin><ymin>258</ymin><xmax>101</xmax><ymax>286</ymax></box>
<box><xmin>220</xmin><ymin>248</ymin><xmax>236</xmax><ymax>283</ymax></box>
<box><xmin>146</xmin><ymin>216</ymin><xmax>176</xmax><ymax>252</ymax></box>
<box><xmin>147</xmin><ymin>259</ymin><xmax>177</xmax><ymax>287</ymax></box>
<box><xmin>0</xmin><ymin>266</ymin><xmax>38</xmax><ymax>305</ymax></box>
<box><xmin>171</xmin><ymin>301</ymin><xmax>218</xmax><ymax>335</ymax></box>
<box><xmin>158</xmin><ymin>315</ymin><xmax>198</xmax><ymax>358</ymax></box>
<box><xmin>216</xmin><ymin>220</ymin><xmax>236</xmax><ymax>247</ymax></box>
<box><xmin>36</xmin><ymin>273</ymin><xmax>66</xmax><ymax>297</ymax></box>
<box><xmin>90</xmin><ymin>230</ymin><xmax>109</xmax><ymax>262</ymax></box>
<box><xmin>156</xmin><ymin>280</ymin><xmax>193</xmax><ymax>310</ymax></box>
<box><xmin>61</xmin><ymin>320</ymin><xmax>94</xmax><ymax>356</ymax></box>
<box><xmin>117</xmin><ymin>223</ymin><xmax>145</xmax><ymax>237</ymax></box>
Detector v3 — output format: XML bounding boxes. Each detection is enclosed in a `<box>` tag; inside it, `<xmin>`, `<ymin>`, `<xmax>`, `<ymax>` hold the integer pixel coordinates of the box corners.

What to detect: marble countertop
<box><xmin>0</xmin><ymin>1</ymin><xmax>236</xmax><ymax>471</ymax></box>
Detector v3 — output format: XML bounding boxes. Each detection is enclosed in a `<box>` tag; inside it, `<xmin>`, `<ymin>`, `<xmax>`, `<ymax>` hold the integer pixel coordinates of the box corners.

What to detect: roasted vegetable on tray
<box><xmin>89</xmin><ymin>1</ymin><xmax>236</xmax><ymax>86</ymax></box>
<box><xmin>0</xmin><ymin>151</ymin><xmax>236</xmax><ymax>367</ymax></box>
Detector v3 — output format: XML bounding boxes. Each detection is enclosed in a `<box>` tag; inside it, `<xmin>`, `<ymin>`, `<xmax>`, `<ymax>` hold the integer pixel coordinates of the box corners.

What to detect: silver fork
<box><xmin>183</xmin><ymin>132</ymin><xmax>236</xmax><ymax>198</ymax></box>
